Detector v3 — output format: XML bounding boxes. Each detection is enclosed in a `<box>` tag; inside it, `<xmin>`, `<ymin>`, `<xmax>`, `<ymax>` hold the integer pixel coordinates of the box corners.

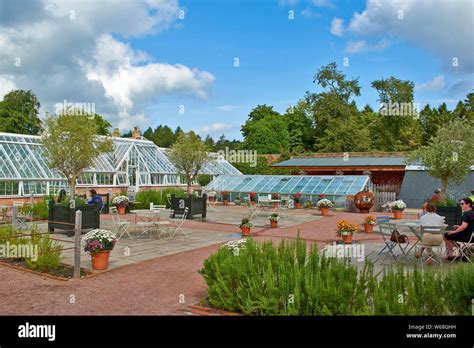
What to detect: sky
<box><xmin>0</xmin><ymin>0</ymin><xmax>473</xmax><ymax>140</ymax></box>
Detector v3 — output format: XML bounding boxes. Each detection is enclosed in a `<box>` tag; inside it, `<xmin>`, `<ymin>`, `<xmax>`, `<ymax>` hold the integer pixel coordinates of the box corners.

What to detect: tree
<box><xmin>0</xmin><ymin>90</ymin><xmax>42</xmax><ymax>135</ymax></box>
<box><xmin>41</xmin><ymin>112</ymin><xmax>113</xmax><ymax>196</ymax></box>
<box><xmin>313</xmin><ymin>62</ymin><xmax>361</xmax><ymax>103</ymax></box>
<box><xmin>284</xmin><ymin>101</ymin><xmax>314</xmax><ymax>153</ymax></box>
<box><xmin>92</xmin><ymin>114</ymin><xmax>112</xmax><ymax>135</ymax></box>
<box><xmin>408</xmin><ymin>119</ymin><xmax>474</xmax><ymax>199</ymax></box>
<box><xmin>241</xmin><ymin>105</ymin><xmax>280</xmax><ymax>138</ymax></box>
<box><xmin>167</xmin><ymin>131</ymin><xmax>210</xmax><ymax>194</ymax></box>
<box><xmin>242</xmin><ymin>114</ymin><xmax>290</xmax><ymax>154</ymax></box>
<box><xmin>370</xmin><ymin>76</ymin><xmax>422</xmax><ymax>150</ymax></box>
<box><xmin>308</xmin><ymin>64</ymin><xmax>371</xmax><ymax>152</ymax></box>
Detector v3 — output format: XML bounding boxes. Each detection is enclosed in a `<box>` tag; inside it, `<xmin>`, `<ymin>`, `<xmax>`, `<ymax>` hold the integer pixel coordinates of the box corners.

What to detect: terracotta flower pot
<box><xmin>341</xmin><ymin>234</ymin><xmax>353</xmax><ymax>244</ymax></box>
<box><xmin>223</xmin><ymin>200</ymin><xmax>228</xmax><ymax>205</ymax></box>
<box><xmin>393</xmin><ymin>210</ymin><xmax>403</xmax><ymax>219</ymax></box>
<box><xmin>91</xmin><ymin>250</ymin><xmax>111</xmax><ymax>270</ymax></box>
<box><xmin>117</xmin><ymin>205</ymin><xmax>126</xmax><ymax>215</ymax></box>
<box><xmin>241</xmin><ymin>226</ymin><xmax>251</xmax><ymax>237</ymax></box>
<box><xmin>320</xmin><ymin>207</ymin><xmax>329</xmax><ymax>216</ymax></box>
<box><xmin>250</xmin><ymin>201</ymin><xmax>255</xmax><ymax>206</ymax></box>
<box><xmin>270</xmin><ymin>220</ymin><xmax>278</xmax><ymax>228</ymax></box>
<box><xmin>273</xmin><ymin>202</ymin><xmax>278</xmax><ymax>208</ymax></box>
<box><xmin>295</xmin><ymin>202</ymin><xmax>302</xmax><ymax>209</ymax></box>
<box><xmin>364</xmin><ymin>224</ymin><xmax>374</xmax><ymax>233</ymax></box>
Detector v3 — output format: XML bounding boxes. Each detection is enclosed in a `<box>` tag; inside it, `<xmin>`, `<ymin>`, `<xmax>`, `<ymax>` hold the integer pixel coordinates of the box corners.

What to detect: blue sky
<box><xmin>1</xmin><ymin>0</ymin><xmax>473</xmax><ymax>139</ymax></box>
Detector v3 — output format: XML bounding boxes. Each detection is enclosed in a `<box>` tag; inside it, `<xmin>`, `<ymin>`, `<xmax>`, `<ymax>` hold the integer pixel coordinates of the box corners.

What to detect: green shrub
<box><xmin>26</xmin><ymin>231</ymin><xmax>63</xmax><ymax>272</ymax></box>
<box><xmin>200</xmin><ymin>238</ymin><xmax>473</xmax><ymax>316</ymax></box>
<box><xmin>197</xmin><ymin>174</ymin><xmax>212</xmax><ymax>187</ymax></box>
<box><xmin>134</xmin><ymin>188</ymin><xmax>187</xmax><ymax>209</ymax></box>
<box><xmin>200</xmin><ymin>237</ymin><xmax>373</xmax><ymax>315</ymax></box>
<box><xmin>20</xmin><ymin>199</ymin><xmax>50</xmax><ymax>220</ymax></box>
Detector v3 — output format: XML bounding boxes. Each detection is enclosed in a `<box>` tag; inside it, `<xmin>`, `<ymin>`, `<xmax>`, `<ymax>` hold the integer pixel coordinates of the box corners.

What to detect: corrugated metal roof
<box><xmin>273</xmin><ymin>156</ymin><xmax>406</xmax><ymax>167</ymax></box>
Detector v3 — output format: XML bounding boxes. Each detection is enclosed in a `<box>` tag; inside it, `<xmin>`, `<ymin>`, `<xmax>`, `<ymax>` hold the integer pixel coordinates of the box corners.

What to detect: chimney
<box><xmin>112</xmin><ymin>128</ymin><xmax>120</xmax><ymax>137</ymax></box>
<box><xmin>132</xmin><ymin>126</ymin><xmax>141</xmax><ymax>139</ymax></box>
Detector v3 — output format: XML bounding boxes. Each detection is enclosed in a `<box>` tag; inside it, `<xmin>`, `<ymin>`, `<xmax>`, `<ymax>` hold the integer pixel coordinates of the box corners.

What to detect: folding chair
<box><xmin>110</xmin><ymin>206</ymin><xmax>132</xmax><ymax>240</ymax></box>
<box><xmin>16</xmin><ymin>203</ymin><xmax>32</xmax><ymax>230</ymax></box>
<box><xmin>419</xmin><ymin>225</ymin><xmax>446</xmax><ymax>266</ymax></box>
<box><xmin>170</xmin><ymin>207</ymin><xmax>188</xmax><ymax>238</ymax></box>
<box><xmin>377</xmin><ymin>221</ymin><xmax>400</xmax><ymax>260</ymax></box>
<box><xmin>452</xmin><ymin>234</ymin><xmax>474</xmax><ymax>263</ymax></box>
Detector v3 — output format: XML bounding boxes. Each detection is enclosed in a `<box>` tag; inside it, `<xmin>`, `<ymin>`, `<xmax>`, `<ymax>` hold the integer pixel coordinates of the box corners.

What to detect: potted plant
<box><xmin>391</xmin><ymin>200</ymin><xmax>406</xmax><ymax>219</ymax></box>
<box><xmin>293</xmin><ymin>192</ymin><xmax>302</xmax><ymax>209</ymax></box>
<box><xmin>239</xmin><ymin>218</ymin><xmax>253</xmax><ymax>237</ymax></box>
<box><xmin>303</xmin><ymin>201</ymin><xmax>313</xmax><ymax>209</ymax></box>
<box><xmin>112</xmin><ymin>195</ymin><xmax>129</xmax><ymax>215</ymax></box>
<box><xmin>82</xmin><ymin>229</ymin><xmax>117</xmax><ymax>270</ymax></box>
<box><xmin>249</xmin><ymin>192</ymin><xmax>256</xmax><ymax>206</ymax></box>
<box><xmin>431</xmin><ymin>196</ymin><xmax>462</xmax><ymax>228</ymax></box>
<box><xmin>317</xmin><ymin>198</ymin><xmax>333</xmax><ymax>216</ymax></box>
<box><xmin>336</xmin><ymin>220</ymin><xmax>358</xmax><ymax>244</ymax></box>
<box><xmin>269</xmin><ymin>213</ymin><xmax>280</xmax><ymax>228</ymax></box>
<box><xmin>221</xmin><ymin>191</ymin><xmax>229</xmax><ymax>205</ymax></box>
<box><xmin>363</xmin><ymin>215</ymin><xmax>376</xmax><ymax>233</ymax></box>
<box><xmin>271</xmin><ymin>193</ymin><xmax>279</xmax><ymax>207</ymax></box>
<box><xmin>234</xmin><ymin>197</ymin><xmax>242</xmax><ymax>206</ymax></box>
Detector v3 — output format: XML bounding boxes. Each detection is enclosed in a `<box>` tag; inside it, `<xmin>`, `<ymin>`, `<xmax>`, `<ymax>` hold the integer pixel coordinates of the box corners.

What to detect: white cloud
<box><xmin>80</xmin><ymin>34</ymin><xmax>214</xmax><ymax>122</ymax></box>
<box><xmin>330</xmin><ymin>18</ymin><xmax>344</xmax><ymax>36</ymax></box>
<box><xmin>199</xmin><ymin>122</ymin><xmax>234</xmax><ymax>135</ymax></box>
<box><xmin>216</xmin><ymin>105</ymin><xmax>240</xmax><ymax>111</ymax></box>
<box><xmin>415</xmin><ymin>75</ymin><xmax>445</xmax><ymax>92</ymax></box>
<box><xmin>345</xmin><ymin>39</ymin><xmax>390</xmax><ymax>54</ymax></box>
<box><xmin>0</xmin><ymin>75</ymin><xmax>17</xmax><ymax>99</ymax></box>
<box><xmin>312</xmin><ymin>0</ymin><xmax>335</xmax><ymax>9</ymax></box>
<box><xmin>347</xmin><ymin>0</ymin><xmax>474</xmax><ymax>72</ymax></box>
<box><xmin>0</xmin><ymin>0</ymin><xmax>216</xmax><ymax>129</ymax></box>
<box><xmin>345</xmin><ymin>40</ymin><xmax>366</xmax><ymax>53</ymax></box>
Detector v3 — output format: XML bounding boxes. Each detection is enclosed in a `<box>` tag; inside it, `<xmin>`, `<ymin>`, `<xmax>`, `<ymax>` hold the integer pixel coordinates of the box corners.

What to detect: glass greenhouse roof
<box><xmin>205</xmin><ymin>175</ymin><xmax>371</xmax><ymax>196</ymax></box>
<box><xmin>0</xmin><ymin>132</ymin><xmax>241</xmax><ymax>181</ymax></box>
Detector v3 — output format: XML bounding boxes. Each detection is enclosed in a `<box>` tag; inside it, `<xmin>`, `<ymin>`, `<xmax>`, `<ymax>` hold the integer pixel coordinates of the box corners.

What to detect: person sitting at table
<box><xmin>416</xmin><ymin>202</ymin><xmax>445</xmax><ymax>259</ymax></box>
<box><xmin>57</xmin><ymin>189</ymin><xmax>67</xmax><ymax>203</ymax></box>
<box><xmin>418</xmin><ymin>201</ymin><xmax>429</xmax><ymax>219</ymax></box>
<box><xmin>87</xmin><ymin>189</ymin><xmax>104</xmax><ymax>211</ymax></box>
<box><xmin>444</xmin><ymin>197</ymin><xmax>474</xmax><ymax>261</ymax></box>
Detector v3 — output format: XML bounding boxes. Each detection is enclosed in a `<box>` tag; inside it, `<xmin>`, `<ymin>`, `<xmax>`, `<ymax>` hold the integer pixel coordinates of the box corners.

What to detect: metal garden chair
<box><xmin>110</xmin><ymin>206</ymin><xmax>132</xmax><ymax>240</ymax></box>
<box><xmin>170</xmin><ymin>207</ymin><xmax>188</xmax><ymax>238</ymax></box>
<box><xmin>419</xmin><ymin>225</ymin><xmax>446</xmax><ymax>266</ymax></box>
<box><xmin>452</xmin><ymin>233</ymin><xmax>474</xmax><ymax>263</ymax></box>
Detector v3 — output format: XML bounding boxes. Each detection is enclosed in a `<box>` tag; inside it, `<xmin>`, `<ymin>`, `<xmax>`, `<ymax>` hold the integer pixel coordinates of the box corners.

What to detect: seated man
<box><xmin>416</xmin><ymin>202</ymin><xmax>445</xmax><ymax>259</ymax></box>
<box><xmin>87</xmin><ymin>189</ymin><xmax>104</xmax><ymax>211</ymax></box>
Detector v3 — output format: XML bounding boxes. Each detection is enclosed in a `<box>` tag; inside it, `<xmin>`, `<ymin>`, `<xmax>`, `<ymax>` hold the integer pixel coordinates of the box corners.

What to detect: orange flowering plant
<box><xmin>336</xmin><ymin>220</ymin><xmax>359</xmax><ymax>236</ymax></box>
<box><xmin>363</xmin><ymin>215</ymin><xmax>377</xmax><ymax>225</ymax></box>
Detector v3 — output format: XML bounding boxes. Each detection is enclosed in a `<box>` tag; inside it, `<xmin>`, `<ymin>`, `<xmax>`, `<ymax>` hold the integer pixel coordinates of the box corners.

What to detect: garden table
<box><xmin>393</xmin><ymin>220</ymin><xmax>448</xmax><ymax>259</ymax></box>
<box><xmin>130</xmin><ymin>210</ymin><xmax>161</xmax><ymax>238</ymax></box>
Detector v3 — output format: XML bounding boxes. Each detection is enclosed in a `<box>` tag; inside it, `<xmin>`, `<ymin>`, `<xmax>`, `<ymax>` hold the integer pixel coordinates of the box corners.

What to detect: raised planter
<box><xmin>436</xmin><ymin>205</ymin><xmax>462</xmax><ymax>229</ymax></box>
<box><xmin>48</xmin><ymin>202</ymin><xmax>100</xmax><ymax>234</ymax></box>
<box><xmin>170</xmin><ymin>194</ymin><xmax>207</xmax><ymax>220</ymax></box>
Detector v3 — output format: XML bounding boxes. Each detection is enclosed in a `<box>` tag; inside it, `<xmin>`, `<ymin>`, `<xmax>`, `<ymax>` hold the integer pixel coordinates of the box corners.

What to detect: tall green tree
<box><xmin>92</xmin><ymin>114</ymin><xmax>112</xmax><ymax>135</ymax></box>
<box><xmin>41</xmin><ymin>112</ymin><xmax>113</xmax><ymax>196</ymax></box>
<box><xmin>408</xmin><ymin>119</ymin><xmax>474</xmax><ymax>199</ymax></box>
<box><xmin>242</xmin><ymin>113</ymin><xmax>290</xmax><ymax>154</ymax></box>
<box><xmin>284</xmin><ymin>101</ymin><xmax>314</xmax><ymax>153</ymax></box>
<box><xmin>0</xmin><ymin>90</ymin><xmax>42</xmax><ymax>135</ymax></box>
<box><xmin>168</xmin><ymin>131</ymin><xmax>210</xmax><ymax>194</ymax></box>
<box><xmin>241</xmin><ymin>104</ymin><xmax>281</xmax><ymax>139</ymax></box>
<box><xmin>370</xmin><ymin>76</ymin><xmax>422</xmax><ymax>150</ymax></box>
<box><xmin>308</xmin><ymin>63</ymin><xmax>371</xmax><ymax>152</ymax></box>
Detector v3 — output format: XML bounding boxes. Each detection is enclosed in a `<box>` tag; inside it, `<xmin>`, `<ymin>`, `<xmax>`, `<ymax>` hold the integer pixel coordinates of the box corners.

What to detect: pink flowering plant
<box><xmin>82</xmin><ymin>229</ymin><xmax>117</xmax><ymax>255</ymax></box>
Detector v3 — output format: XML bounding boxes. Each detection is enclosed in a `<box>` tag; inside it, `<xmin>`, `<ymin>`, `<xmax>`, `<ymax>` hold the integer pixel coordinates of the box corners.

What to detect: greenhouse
<box><xmin>0</xmin><ymin>132</ymin><xmax>241</xmax><ymax>197</ymax></box>
<box><xmin>205</xmin><ymin>174</ymin><xmax>372</xmax><ymax>206</ymax></box>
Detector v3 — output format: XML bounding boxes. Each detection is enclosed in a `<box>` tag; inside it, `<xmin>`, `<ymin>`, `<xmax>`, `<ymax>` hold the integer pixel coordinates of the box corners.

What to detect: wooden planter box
<box><xmin>48</xmin><ymin>202</ymin><xmax>100</xmax><ymax>233</ymax></box>
<box><xmin>436</xmin><ymin>206</ymin><xmax>462</xmax><ymax>229</ymax></box>
<box><xmin>170</xmin><ymin>194</ymin><xmax>207</xmax><ymax>220</ymax></box>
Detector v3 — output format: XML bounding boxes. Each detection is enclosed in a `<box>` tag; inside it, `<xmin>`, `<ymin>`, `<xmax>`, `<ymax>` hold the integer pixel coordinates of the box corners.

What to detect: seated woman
<box><xmin>444</xmin><ymin>198</ymin><xmax>474</xmax><ymax>261</ymax></box>
<box><xmin>87</xmin><ymin>189</ymin><xmax>104</xmax><ymax>211</ymax></box>
<box><xmin>416</xmin><ymin>202</ymin><xmax>445</xmax><ymax>259</ymax></box>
